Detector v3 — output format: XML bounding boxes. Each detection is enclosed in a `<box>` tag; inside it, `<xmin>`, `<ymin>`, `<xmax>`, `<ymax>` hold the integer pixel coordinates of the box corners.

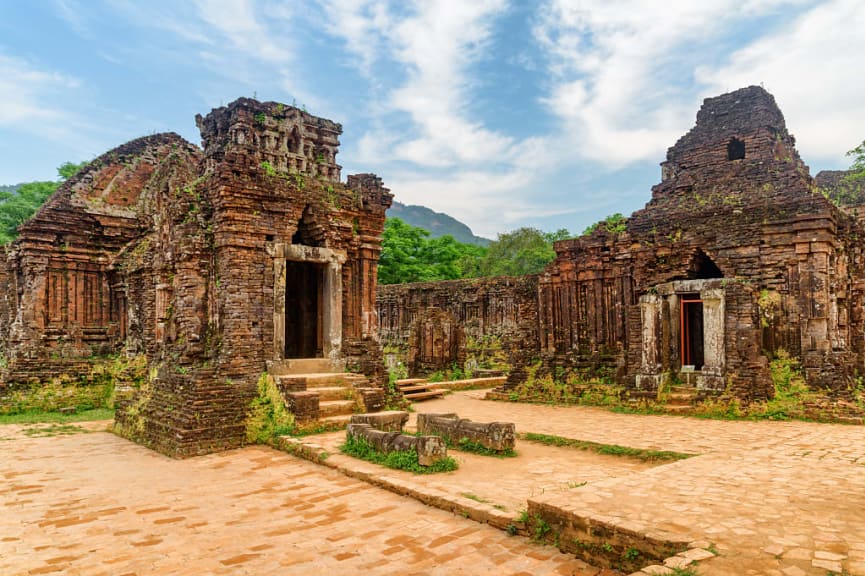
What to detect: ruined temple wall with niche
<box><xmin>533</xmin><ymin>86</ymin><xmax>865</xmax><ymax>399</ymax></box>
<box><xmin>377</xmin><ymin>276</ymin><xmax>539</xmax><ymax>375</ymax></box>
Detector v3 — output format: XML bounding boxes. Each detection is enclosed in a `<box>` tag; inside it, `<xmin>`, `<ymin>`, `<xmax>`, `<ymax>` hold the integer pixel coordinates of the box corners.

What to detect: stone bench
<box><xmin>416</xmin><ymin>413</ymin><xmax>515</xmax><ymax>452</ymax></box>
<box><xmin>350</xmin><ymin>411</ymin><xmax>409</xmax><ymax>432</ymax></box>
<box><xmin>346</xmin><ymin>423</ymin><xmax>447</xmax><ymax>466</ymax></box>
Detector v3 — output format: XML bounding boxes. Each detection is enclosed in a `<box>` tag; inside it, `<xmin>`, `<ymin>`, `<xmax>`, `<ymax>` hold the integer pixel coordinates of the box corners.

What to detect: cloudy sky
<box><xmin>1</xmin><ymin>1</ymin><xmax>863</xmax><ymax>238</ymax></box>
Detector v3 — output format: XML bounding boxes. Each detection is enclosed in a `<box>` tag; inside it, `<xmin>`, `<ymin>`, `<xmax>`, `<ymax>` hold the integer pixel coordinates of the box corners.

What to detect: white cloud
<box><xmin>54</xmin><ymin>0</ymin><xmax>90</xmax><ymax>36</ymax></box>
<box><xmin>533</xmin><ymin>0</ymin><xmax>818</xmax><ymax>167</ymax></box>
<box><xmin>0</xmin><ymin>53</ymin><xmax>84</xmax><ymax>142</ymax></box>
<box><xmin>319</xmin><ymin>0</ymin><xmax>391</xmax><ymax>75</ymax></box>
<box><xmin>695</xmin><ymin>0</ymin><xmax>865</xmax><ymax>165</ymax></box>
<box><xmin>193</xmin><ymin>0</ymin><xmax>291</xmax><ymax>63</ymax></box>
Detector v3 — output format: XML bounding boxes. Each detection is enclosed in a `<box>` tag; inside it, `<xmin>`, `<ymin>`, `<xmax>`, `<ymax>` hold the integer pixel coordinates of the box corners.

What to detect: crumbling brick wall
<box><xmin>377</xmin><ymin>275</ymin><xmax>539</xmax><ymax>376</ymax></box>
<box><xmin>2</xmin><ymin>98</ymin><xmax>392</xmax><ymax>457</ymax></box>
<box><xmin>0</xmin><ymin>134</ymin><xmax>202</xmax><ymax>382</ymax></box>
<box><xmin>533</xmin><ymin>86</ymin><xmax>865</xmax><ymax>399</ymax></box>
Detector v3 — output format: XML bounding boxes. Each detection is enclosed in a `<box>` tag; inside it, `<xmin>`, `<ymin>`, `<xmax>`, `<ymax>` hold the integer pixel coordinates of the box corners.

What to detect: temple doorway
<box><xmin>285</xmin><ymin>260</ymin><xmax>323</xmax><ymax>358</ymax></box>
<box><xmin>680</xmin><ymin>294</ymin><xmax>704</xmax><ymax>370</ymax></box>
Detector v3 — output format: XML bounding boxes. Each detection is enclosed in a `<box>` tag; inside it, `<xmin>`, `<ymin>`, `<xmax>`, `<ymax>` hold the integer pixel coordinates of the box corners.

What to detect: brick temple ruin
<box><xmin>0</xmin><ymin>98</ymin><xmax>392</xmax><ymax>455</ymax></box>
<box><xmin>381</xmin><ymin>86</ymin><xmax>865</xmax><ymax>400</ymax></box>
<box><xmin>2</xmin><ymin>86</ymin><xmax>862</xmax><ymax>456</ymax></box>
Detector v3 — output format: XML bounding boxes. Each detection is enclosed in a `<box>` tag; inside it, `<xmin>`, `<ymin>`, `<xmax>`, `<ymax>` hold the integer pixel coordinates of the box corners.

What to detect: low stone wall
<box><xmin>416</xmin><ymin>413</ymin><xmax>515</xmax><ymax>452</ymax></box>
<box><xmin>350</xmin><ymin>411</ymin><xmax>409</xmax><ymax>432</ymax></box>
<box><xmin>346</xmin><ymin>423</ymin><xmax>446</xmax><ymax>466</ymax></box>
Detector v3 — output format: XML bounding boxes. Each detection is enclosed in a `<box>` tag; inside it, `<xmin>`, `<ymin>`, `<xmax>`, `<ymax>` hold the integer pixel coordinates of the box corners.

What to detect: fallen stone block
<box><xmin>350</xmin><ymin>411</ymin><xmax>409</xmax><ymax>432</ymax></box>
<box><xmin>417</xmin><ymin>412</ymin><xmax>515</xmax><ymax>452</ymax></box>
<box><xmin>346</xmin><ymin>423</ymin><xmax>447</xmax><ymax>466</ymax></box>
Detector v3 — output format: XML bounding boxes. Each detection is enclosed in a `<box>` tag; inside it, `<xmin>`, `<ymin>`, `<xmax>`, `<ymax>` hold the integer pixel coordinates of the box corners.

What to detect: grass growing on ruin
<box><xmin>339</xmin><ymin>434</ymin><xmax>458</xmax><ymax>474</ymax></box>
<box><xmin>245</xmin><ymin>373</ymin><xmax>295</xmax><ymax>444</ymax></box>
<box><xmin>0</xmin><ymin>407</ymin><xmax>114</xmax><ymax>425</ymax></box>
<box><xmin>521</xmin><ymin>432</ymin><xmax>695</xmax><ymax>463</ymax></box>
<box><xmin>503</xmin><ymin>352</ymin><xmax>865</xmax><ymax>425</ymax></box>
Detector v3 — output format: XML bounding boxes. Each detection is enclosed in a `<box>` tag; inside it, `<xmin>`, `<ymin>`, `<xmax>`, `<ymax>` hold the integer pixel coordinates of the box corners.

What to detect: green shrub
<box><xmin>0</xmin><ymin>355</ymin><xmax>146</xmax><ymax>416</ymax></box>
<box><xmin>245</xmin><ymin>373</ymin><xmax>295</xmax><ymax>444</ymax></box>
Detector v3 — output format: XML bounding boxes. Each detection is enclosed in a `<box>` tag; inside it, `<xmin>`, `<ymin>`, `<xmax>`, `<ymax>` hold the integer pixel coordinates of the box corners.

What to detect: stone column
<box><xmin>698</xmin><ymin>288</ymin><xmax>725</xmax><ymax>390</ymax></box>
<box><xmin>635</xmin><ymin>293</ymin><xmax>665</xmax><ymax>389</ymax></box>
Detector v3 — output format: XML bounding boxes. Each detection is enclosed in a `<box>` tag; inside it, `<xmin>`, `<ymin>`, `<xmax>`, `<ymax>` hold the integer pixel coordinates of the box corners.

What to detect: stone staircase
<box><xmin>627</xmin><ymin>385</ymin><xmax>701</xmax><ymax>413</ymax></box>
<box><xmin>268</xmin><ymin>358</ymin><xmax>381</xmax><ymax>426</ymax></box>
<box><xmin>395</xmin><ymin>378</ymin><xmax>446</xmax><ymax>402</ymax></box>
<box><xmin>664</xmin><ymin>386</ymin><xmax>700</xmax><ymax>413</ymax></box>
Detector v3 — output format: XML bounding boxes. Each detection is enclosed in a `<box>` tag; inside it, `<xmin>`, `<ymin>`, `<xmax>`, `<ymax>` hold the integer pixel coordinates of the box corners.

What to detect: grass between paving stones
<box><xmin>520</xmin><ymin>432</ymin><xmax>695</xmax><ymax>463</ymax></box>
<box><xmin>22</xmin><ymin>423</ymin><xmax>89</xmax><ymax>437</ymax></box>
<box><xmin>339</xmin><ymin>434</ymin><xmax>458</xmax><ymax>474</ymax></box>
<box><xmin>0</xmin><ymin>407</ymin><xmax>114</xmax><ymax>425</ymax></box>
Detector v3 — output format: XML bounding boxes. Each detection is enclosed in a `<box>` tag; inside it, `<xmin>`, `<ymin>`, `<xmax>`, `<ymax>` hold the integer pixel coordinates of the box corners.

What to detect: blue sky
<box><xmin>1</xmin><ymin>1</ymin><xmax>863</xmax><ymax>238</ymax></box>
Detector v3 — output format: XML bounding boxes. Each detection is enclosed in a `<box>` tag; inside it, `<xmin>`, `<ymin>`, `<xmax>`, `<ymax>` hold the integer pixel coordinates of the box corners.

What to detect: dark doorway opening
<box><xmin>285</xmin><ymin>261</ymin><xmax>323</xmax><ymax>358</ymax></box>
<box><xmin>680</xmin><ymin>294</ymin><xmax>704</xmax><ymax>370</ymax></box>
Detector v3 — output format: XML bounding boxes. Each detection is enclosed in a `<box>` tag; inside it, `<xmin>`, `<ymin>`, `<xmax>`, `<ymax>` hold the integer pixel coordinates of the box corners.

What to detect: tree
<box><xmin>378</xmin><ymin>218</ymin><xmax>487</xmax><ymax>284</ymax></box>
<box><xmin>477</xmin><ymin>227</ymin><xmax>556</xmax><ymax>277</ymax></box>
<box><xmin>846</xmin><ymin>140</ymin><xmax>865</xmax><ymax>183</ymax></box>
<box><xmin>0</xmin><ymin>161</ymin><xmax>88</xmax><ymax>244</ymax></box>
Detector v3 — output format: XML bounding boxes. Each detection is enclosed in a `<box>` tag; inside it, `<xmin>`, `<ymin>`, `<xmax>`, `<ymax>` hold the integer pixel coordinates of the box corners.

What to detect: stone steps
<box><xmin>269</xmin><ymin>358</ymin><xmax>337</xmax><ymax>375</ymax></box>
<box><xmin>403</xmin><ymin>389</ymin><xmax>446</xmax><ymax>401</ymax></box>
<box><xmin>399</xmin><ymin>383</ymin><xmax>435</xmax><ymax>393</ymax></box>
<box><xmin>320</xmin><ymin>414</ymin><xmax>353</xmax><ymax>426</ymax></box>
<box><xmin>319</xmin><ymin>399</ymin><xmax>357</xmax><ymax>417</ymax></box>
<box><xmin>314</xmin><ymin>386</ymin><xmax>355</xmax><ymax>401</ymax></box>
<box><xmin>395</xmin><ymin>378</ymin><xmax>445</xmax><ymax>402</ymax></box>
<box><xmin>279</xmin><ymin>373</ymin><xmax>363</xmax><ymax>388</ymax></box>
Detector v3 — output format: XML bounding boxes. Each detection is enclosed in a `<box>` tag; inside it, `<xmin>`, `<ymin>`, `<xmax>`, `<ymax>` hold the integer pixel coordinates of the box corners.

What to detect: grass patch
<box><xmin>339</xmin><ymin>434</ymin><xmax>458</xmax><ymax>474</ymax></box>
<box><xmin>0</xmin><ymin>407</ymin><xmax>114</xmax><ymax>425</ymax></box>
<box><xmin>22</xmin><ymin>423</ymin><xmax>88</xmax><ymax>437</ymax></box>
<box><xmin>521</xmin><ymin>432</ymin><xmax>695</xmax><ymax>462</ymax></box>
<box><xmin>461</xmin><ymin>492</ymin><xmax>491</xmax><ymax>504</ymax></box>
<box><xmin>449</xmin><ymin>436</ymin><xmax>517</xmax><ymax>458</ymax></box>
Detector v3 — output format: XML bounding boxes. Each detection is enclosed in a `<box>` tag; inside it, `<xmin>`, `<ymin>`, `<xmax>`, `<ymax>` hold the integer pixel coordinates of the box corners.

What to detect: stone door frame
<box><xmin>635</xmin><ymin>278</ymin><xmax>725</xmax><ymax>390</ymax></box>
<box><xmin>268</xmin><ymin>243</ymin><xmax>346</xmax><ymax>362</ymax></box>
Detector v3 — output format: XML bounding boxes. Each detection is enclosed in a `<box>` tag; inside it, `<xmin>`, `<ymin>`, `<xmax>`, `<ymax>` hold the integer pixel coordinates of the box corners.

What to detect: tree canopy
<box><xmin>0</xmin><ymin>161</ymin><xmax>88</xmax><ymax>244</ymax></box>
<box><xmin>377</xmin><ymin>218</ymin><xmax>487</xmax><ymax>284</ymax></box>
<box><xmin>477</xmin><ymin>227</ymin><xmax>558</xmax><ymax>277</ymax></box>
<box><xmin>847</xmin><ymin>140</ymin><xmax>865</xmax><ymax>182</ymax></box>
<box><xmin>379</xmin><ymin>219</ymin><xmax>575</xmax><ymax>284</ymax></box>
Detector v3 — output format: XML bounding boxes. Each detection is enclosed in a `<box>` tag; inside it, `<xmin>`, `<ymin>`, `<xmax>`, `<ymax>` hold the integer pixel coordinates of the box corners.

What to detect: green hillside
<box><xmin>388</xmin><ymin>201</ymin><xmax>490</xmax><ymax>246</ymax></box>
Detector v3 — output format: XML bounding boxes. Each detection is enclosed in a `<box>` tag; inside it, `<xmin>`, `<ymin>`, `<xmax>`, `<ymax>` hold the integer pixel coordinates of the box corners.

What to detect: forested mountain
<box><xmin>388</xmin><ymin>201</ymin><xmax>490</xmax><ymax>246</ymax></box>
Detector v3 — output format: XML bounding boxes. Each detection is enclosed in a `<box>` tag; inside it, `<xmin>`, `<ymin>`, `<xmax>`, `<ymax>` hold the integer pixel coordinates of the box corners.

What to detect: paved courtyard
<box><xmin>415</xmin><ymin>392</ymin><xmax>865</xmax><ymax>575</ymax></box>
<box><xmin>0</xmin><ymin>421</ymin><xmax>604</xmax><ymax>576</ymax></box>
<box><xmin>3</xmin><ymin>391</ymin><xmax>865</xmax><ymax>575</ymax></box>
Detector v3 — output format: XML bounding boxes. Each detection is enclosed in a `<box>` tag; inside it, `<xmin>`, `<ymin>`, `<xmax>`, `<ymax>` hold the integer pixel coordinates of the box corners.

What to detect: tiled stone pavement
<box><xmin>410</xmin><ymin>392</ymin><xmax>865</xmax><ymax>575</ymax></box>
<box><xmin>5</xmin><ymin>391</ymin><xmax>865</xmax><ymax>575</ymax></box>
<box><xmin>0</xmin><ymin>423</ymin><xmax>609</xmax><ymax>576</ymax></box>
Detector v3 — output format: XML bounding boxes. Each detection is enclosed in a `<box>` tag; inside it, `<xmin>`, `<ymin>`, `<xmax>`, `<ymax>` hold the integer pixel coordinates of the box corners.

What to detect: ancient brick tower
<box><xmin>535</xmin><ymin>86</ymin><xmax>864</xmax><ymax>399</ymax></box>
<box><xmin>0</xmin><ymin>98</ymin><xmax>392</xmax><ymax>456</ymax></box>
